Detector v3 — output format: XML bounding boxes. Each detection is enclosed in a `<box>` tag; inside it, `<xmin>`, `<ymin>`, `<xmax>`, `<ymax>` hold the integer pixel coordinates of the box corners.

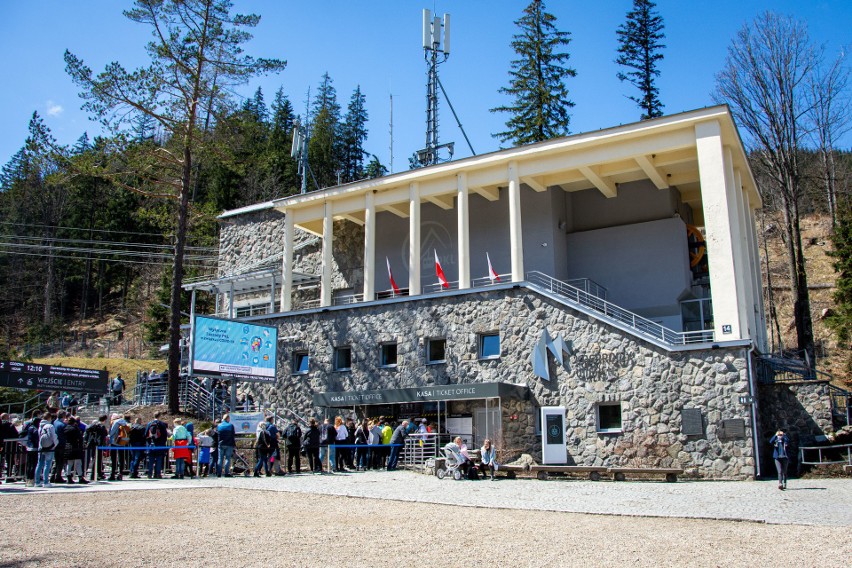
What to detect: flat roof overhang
<box><xmin>313</xmin><ymin>381</ymin><xmax>531</xmax><ymax>408</ymax></box>
<box><xmin>182</xmin><ymin>267</ymin><xmax>319</xmax><ymax>295</ymax></box>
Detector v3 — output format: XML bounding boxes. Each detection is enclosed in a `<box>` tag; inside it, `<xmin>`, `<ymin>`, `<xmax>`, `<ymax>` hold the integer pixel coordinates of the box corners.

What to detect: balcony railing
<box><xmin>525</xmin><ymin>271</ymin><xmax>713</xmax><ymax>346</ymax></box>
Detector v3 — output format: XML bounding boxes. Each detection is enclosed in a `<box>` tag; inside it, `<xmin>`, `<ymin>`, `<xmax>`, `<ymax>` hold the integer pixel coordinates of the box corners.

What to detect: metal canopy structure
<box><xmin>183</xmin><ymin>267</ymin><xmax>318</xmax><ymax>295</ymax></box>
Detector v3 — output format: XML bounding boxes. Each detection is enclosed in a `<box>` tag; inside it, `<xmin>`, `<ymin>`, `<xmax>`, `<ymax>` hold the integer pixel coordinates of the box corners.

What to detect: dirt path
<box><xmin>1</xmin><ymin>488</ymin><xmax>848</xmax><ymax>567</ymax></box>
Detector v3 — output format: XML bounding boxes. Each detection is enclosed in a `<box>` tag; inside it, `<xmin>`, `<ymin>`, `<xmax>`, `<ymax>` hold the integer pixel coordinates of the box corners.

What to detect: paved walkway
<box><xmin>3</xmin><ymin>471</ymin><xmax>849</xmax><ymax>527</ymax></box>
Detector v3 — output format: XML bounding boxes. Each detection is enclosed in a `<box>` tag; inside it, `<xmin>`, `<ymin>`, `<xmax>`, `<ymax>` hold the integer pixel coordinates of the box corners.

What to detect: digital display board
<box><xmin>191</xmin><ymin>315</ymin><xmax>278</xmax><ymax>383</ymax></box>
<box><xmin>0</xmin><ymin>361</ymin><xmax>109</xmax><ymax>393</ymax></box>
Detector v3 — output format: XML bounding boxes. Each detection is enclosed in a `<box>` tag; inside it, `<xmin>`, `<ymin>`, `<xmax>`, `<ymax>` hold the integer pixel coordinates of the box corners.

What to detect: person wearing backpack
<box><xmin>35</xmin><ymin>413</ymin><xmax>59</xmax><ymax>488</ymax></box>
<box><xmin>23</xmin><ymin>415</ymin><xmax>42</xmax><ymax>487</ymax></box>
<box><xmin>84</xmin><ymin>415</ymin><xmax>108</xmax><ymax>481</ymax></box>
<box><xmin>283</xmin><ymin>417</ymin><xmax>302</xmax><ymax>474</ymax></box>
<box><xmin>108</xmin><ymin>414</ymin><xmax>130</xmax><ymax>481</ymax></box>
<box><xmin>50</xmin><ymin>411</ymin><xmax>68</xmax><ymax>484</ymax></box>
<box><xmin>253</xmin><ymin>421</ymin><xmax>272</xmax><ymax>477</ymax></box>
<box><xmin>264</xmin><ymin>416</ymin><xmax>284</xmax><ymax>476</ymax></box>
<box><xmin>128</xmin><ymin>417</ymin><xmax>147</xmax><ymax>478</ymax></box>
<box><xmin>145</xmin><ymin>412</ymin><xmax>168</xmax><ymax>479</ymax></box>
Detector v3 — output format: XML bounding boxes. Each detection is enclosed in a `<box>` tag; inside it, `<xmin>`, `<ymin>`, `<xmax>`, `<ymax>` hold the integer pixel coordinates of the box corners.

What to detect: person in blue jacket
<box><xmin>769</xmin><ymin>429</ymin><xmax>790</xmax><ymax>490</ymax></box>
<box><xmin>217</xmin><ymin>414</ymin><xmax>236</xmax><ymax>477</ymax></box>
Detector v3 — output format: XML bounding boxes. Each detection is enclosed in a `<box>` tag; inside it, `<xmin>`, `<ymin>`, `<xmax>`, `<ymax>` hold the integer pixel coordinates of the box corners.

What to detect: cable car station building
<box><xmin>188</xmin><ymin>106</ymin><xmax>784</xmax><ymax>479</ymax></box>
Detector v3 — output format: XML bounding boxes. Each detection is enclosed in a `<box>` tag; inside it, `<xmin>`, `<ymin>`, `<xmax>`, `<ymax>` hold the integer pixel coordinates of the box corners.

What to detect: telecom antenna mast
<box><xmin>412</xmin><ymin>9</ymin><xmax>454</xmax><ymax>169</ymax></box>
<box><xmin>291</xmin><ymin>118</ymin><xmax>309</xmax><ymax>194</ymax></box>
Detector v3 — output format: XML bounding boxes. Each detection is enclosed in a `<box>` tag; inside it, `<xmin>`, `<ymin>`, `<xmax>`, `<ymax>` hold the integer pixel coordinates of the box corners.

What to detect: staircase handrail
<box><xmin>525</xmin><ymin>271</ymin><xmax>713</xmax><ymax>346</ymax></box>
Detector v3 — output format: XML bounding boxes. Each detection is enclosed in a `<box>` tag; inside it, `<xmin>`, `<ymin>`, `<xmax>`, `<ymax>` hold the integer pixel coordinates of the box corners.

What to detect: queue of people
<box><xmin>0</xmin><ymin>409</ymin><xmax>481</xmax><ymax>487</ymax></box>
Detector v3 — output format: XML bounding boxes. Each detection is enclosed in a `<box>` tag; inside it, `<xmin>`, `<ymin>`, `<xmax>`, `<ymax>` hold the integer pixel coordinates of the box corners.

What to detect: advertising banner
<box><xmin>191</xmin><ymin>315</ymin><xmax>278</xmax><ymax>383</ymax></box>
<box><xmin>0</xmin><ymin>361</ymin><xmax>109</xmax><ymax>394</ymax></box>
<box><xmin>230</xmin><ymin>412</ymin><xmax>265</xmax><ymax>435</ymax></box>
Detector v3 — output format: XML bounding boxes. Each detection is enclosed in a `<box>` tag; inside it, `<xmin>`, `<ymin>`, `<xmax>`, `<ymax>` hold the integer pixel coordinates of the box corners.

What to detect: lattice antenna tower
<box><xmin>412</xmin><ymin>9</ymin><xmax>454</xmax><ymax>169</ymax></box>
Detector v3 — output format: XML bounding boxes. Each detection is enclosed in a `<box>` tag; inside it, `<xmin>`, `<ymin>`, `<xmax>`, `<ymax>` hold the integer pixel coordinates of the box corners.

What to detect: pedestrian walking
<box><xmin>769</xmin><ymin>429</ymin><xmax>790</xmax><ymax>490</ymax></box>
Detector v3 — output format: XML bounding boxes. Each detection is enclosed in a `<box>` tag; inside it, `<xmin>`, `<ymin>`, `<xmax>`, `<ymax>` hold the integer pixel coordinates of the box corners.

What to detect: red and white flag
<box><xmin>434</xmin><ymin>250</ymin><xmax>449</xmax><ymax>289</ymax></box>
<box><xmin>486</xmin><ymin>252</ymin><xmax>500</xmax><ymax>283</ymax></box>
<box><xmin>386</xmin><ymin>257</ymin><xmax>401</xmax><ymax>295</ymax></box>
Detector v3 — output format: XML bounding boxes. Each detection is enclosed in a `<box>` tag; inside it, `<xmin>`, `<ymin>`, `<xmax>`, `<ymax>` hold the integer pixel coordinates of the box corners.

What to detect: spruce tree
<box><xmin>491</xmin><ymin>0</ymin><xmax>576</xmax><ymax>146</ymax></box>
<box><xmin>341</xmin><ymin>86</ymin><xmax>369</xmax><ymax>183</ymax></box>
<box><xmin>827</xmin><ymin>199</ymin><xmax>852</xmax><ymax>373</ymax></box>
<box><xmin>615</xmin><ymin>0</ymin><xmax>666</xmax><ymax>120</ymax></box>
<box><xmin>308</xmin><ymin>73</ymin><xmax>342</xmax><ymax>188</ymax></box>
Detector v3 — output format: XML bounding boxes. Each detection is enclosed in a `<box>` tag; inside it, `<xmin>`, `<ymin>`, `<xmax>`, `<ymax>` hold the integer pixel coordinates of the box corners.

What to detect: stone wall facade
<box><xmin>757</xmin><ymin>381</ymin><xmax>834</xmax><ymax>475</ymax></box>
<box><xmin>218</xmin><ymin>207</ymin><xmax>365</xmax><ymax>309</ymax></box>
<box><xmin>241</xmin><ymin>287</ymin><xmax>758</xmax><ymax>479</ymax></box>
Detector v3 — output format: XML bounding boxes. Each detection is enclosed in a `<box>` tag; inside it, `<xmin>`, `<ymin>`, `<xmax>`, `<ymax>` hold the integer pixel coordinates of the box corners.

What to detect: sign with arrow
<box><xmin>0</xmin><ymin>361</ymin><xmax>109</xmax><ymax>394</ymax></box>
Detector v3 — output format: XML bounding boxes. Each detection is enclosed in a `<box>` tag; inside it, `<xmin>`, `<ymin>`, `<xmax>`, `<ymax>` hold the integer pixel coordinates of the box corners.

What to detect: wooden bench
<box><xmin>528</xmin><ymin>464</ymin><xmax>608</xmax><ymax>481</ymax></box>
<box><xmin>607</xmin><ymin>467</ymin><xmax>683</xmax><ymax>482</ymax></box>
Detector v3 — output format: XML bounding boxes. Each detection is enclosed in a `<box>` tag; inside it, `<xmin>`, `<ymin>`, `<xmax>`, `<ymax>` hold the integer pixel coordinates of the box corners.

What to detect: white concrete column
<box><xmin>696</xmin><ymin>120</ymin><xmax>743</xmax><ymax>340</ymax></box>
<box><xmin>733</xmin><ymin>168</ymin><xmax>756</xmax><ymax>340</ymax></box>
<box><xmin>363</xmin><ymin>191</ymin><xmax>376</xmax><ymax>301</ymax></box>
<box><xmin>320</xmin><ymin>203</ymin><xmax>333</xmax><ymax>307</ymax></box>
<box><xmin>280</xmin><ymin>211</ymin><xmax>294</xmax><ymax>312</ymax></box>
<box><xmin>744</xmin><ymin>191</ymin><xmax>769</xmax><ymax>351</ymax></box>
<box><xmin>724</xmin><ymin>153</ymin><xmax>750</xmax><ymax>340</ymax></box>
<box><xmin>457</xmin><ymin>172</ymin><xmax>470</xmax><ymax>289</ymax></box>
<box><xmin>409</xmin><ymin>183</ymin><xmax>421</xmax><ymax>295</ymax></box>
<box><xmin>508</xmin><ymin>161</ymin><xmax>524</xmax><ymax>282</ymax></box>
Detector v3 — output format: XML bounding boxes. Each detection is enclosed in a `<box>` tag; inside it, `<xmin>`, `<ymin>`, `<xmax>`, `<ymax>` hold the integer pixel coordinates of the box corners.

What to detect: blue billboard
<box><xmin>191</xmin><ymin>315</ymin><xmax>278</xmax><ymax>383</ymax></box>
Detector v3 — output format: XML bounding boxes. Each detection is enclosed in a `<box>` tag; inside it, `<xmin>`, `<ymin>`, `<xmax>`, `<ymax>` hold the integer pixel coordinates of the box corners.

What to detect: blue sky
<box><xmin>1</xmin><ymin>1</ymin><xmax>849</xmax><ymax>173</ymax></box>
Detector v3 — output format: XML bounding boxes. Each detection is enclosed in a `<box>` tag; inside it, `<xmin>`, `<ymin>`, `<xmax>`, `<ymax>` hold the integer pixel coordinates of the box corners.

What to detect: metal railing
<box><xmin>799</xmin><ymin>443</ymin><xmax>852</xmax><ymax>467</ymax></box>
<box><xmin>564</xmin><ymin>277</ymin><xmax>608</xmax><ymax>300</ymax></box>
<box><xmin>403</xmin><ymin>433</ymin><xmax>442</xmax><ymax>466</ymax></box>
<box><xmin>0</xmin><ymin>391</ymin><xmax>49</xmax><ymax>418</ymax></box>
<box><xmin>525</xmin><ymin>271</ymin><xmax>713</xmax><ymax>345</ymax></box>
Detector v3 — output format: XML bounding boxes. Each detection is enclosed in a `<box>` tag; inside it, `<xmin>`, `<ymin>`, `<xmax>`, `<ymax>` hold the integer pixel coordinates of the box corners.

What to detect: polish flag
<box><xmin>386</xmin><ymin>257</ymin><xmax>401</xmax><ymax>295</ymax></box>
<box><xmin>434</xmin><ymin>250</ymin><xmax>449</xmax><ymax>289</ymax></box>
<box><xmin>486</xmin><ymin>252</ymin><xmax>500</xmax><ymax>283</ymax></box>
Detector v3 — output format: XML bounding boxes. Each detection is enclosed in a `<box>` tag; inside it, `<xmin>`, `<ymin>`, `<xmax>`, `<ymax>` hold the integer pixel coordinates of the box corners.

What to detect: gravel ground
<box><xmin>1</xmin><ymin>486</ymin><xmax>850</xmax><ymax>568</ymax></box>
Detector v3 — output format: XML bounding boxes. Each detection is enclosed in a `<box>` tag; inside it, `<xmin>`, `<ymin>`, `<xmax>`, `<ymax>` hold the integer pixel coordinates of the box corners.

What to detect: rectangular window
<box><xmin>292</xmin><ymin>351</ymin><xmax>309</xmax><ymax>375</ymax></box>
<box><xmin>380</xmin><ymin>342</ymin><xmax>398</xmax><ymax>368</ymax></box>
<box><xmin>426</xmin><ymin>338</ymin><xmax>446</xmax><ymax>364</ymax></box>
<box><xmin>478</xmin><ymin>332</ymin><xmax>500</xmax><ymax>359</ymax></box>
<box><xmin>334</xmin><ymin>346</ymin><xmax>352</xmax><ymax>371</ymax></box>
<box><xmin>596</xmin><ymin>402</ymin><xmax>623</xmax><ymax>433</ymax></box>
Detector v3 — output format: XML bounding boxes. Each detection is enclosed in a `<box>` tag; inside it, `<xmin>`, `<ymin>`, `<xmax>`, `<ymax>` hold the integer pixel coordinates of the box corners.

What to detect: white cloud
<box><xmin>46</xmin><ymin>100</ymin><xmax>64</xmax><ymax>117</ymax></box>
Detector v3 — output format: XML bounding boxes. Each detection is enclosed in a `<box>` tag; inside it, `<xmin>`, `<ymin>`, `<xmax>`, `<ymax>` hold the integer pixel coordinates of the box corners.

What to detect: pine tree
<box><xmin>615</xmin><ymin>0</ymin><xmax>666</xmax><ymax>120</ymax></box>
<box><xmin>364</xmin><ymin>155</ymin><xmax>388</xmax><ymax>179</ymax></box>
<box><xmin>268</xmin><ymin>87</ymin><xmax>300</xmax><ymax>196</ymax></box>
<box><xmin>340</xmin><ymin>86</ymin><xmax>369</xmax><ymax>183</ymax></box>
<box><xmin>491</xmin><ymin>0</ymin><xmax>576</xmax><ymax>146</ymax></box>
<box><xmin>65</xmin><ymin>0</ymin><xmax>285</xmax><ymax>412</ymax></box>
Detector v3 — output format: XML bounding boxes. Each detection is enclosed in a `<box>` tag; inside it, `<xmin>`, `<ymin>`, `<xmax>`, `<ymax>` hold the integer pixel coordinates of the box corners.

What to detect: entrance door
<box><xmin>474</xmin><ymin>407</ymin><xmax>501</xmax><ymax>447</ymax></box>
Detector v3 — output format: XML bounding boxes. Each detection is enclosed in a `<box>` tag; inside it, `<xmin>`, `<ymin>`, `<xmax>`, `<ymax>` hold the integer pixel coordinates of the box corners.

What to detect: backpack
<box><xmin>38</xmin><ymin>424</ymin><xmax>56</xmax><ymax>450</ymax></box>
<box><xmin>146</xmin><ymin>420</ymin><xmax>165</xmax><ymax>446</ymax></box>
<box><xmin>116</xmin><ymin>423</ymin><xmax>131</xmax><ymax>446</ymax></box>
<box><xmin>285</xmin><ymin>424</ymin><xmax>302</xmax><ymax>446</ymax></box>
<box><xmin>467</xmin><ymin>464</ymin><xmax>479</xmax><ymax>480</ymax></box>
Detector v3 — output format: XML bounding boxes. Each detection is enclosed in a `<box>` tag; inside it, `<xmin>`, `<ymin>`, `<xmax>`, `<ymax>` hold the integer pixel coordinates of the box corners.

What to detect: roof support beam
<box><xmin>337</xmin><ymin>212</ymin><xmax>365</xmax><ymax>225</ymax></box>
<box><xmin>381</xmin><ymin>203</ymin><xmax>410</xmax><ymax>218</ymax></box>
<box><xmin>470</xmin><ymin>185</ymin><xmax>500</xmax><ymax>201</ymax></box>
<box><xmin>425</xmin><ymin>194</ymin><xmax>455</xmax><ymax>210</ymax></box>
<box><xmin>578</xmin><ymin>165</ymin><xmax>618</xmax><ymax>198</ymax></box>
<box><xmin>635</xmin><ymin>154</ymin><xmax>669</xmax><ymax>189</ymax></box>
<box><xmin>521</xmin><ymin>176</ymin><xmax>548</xmax><ymax>192</ymax></box>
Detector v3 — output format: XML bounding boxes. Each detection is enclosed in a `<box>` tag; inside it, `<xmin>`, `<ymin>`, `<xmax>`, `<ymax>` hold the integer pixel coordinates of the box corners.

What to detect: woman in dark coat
<box><xmin>303</xmin><ymin>418</ymin><xmax>321</xmax><ymax>473</ymax></box>
<box><xmin>63</xmin><ymin>417</ymin><xmax>87</xmax><ymax>484</ymax></box>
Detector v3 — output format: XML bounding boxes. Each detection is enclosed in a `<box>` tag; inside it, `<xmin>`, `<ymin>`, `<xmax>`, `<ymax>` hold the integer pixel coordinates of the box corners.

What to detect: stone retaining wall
<box><xmin>242</xmin><ymin>287</ymin><xmax>756</xmax><ymax>479</ymax></box>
